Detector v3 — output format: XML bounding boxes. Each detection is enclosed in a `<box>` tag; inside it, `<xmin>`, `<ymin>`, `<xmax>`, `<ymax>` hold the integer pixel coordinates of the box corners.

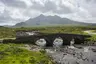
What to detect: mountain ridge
<box><xmin>14</xmin><ymin>14</ymin><xmax>96</xmax><ymax>27</ymax></box>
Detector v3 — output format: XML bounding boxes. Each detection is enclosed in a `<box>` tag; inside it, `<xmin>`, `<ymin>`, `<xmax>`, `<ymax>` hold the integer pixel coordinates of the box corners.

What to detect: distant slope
<box><xmin>15</xmin><ymin>22</ymin><xmax>27</xmax><ymax>27</ymax></box>
<box><xmin>14</xmin><ymin>14</ymin><xmax>94</xmax><ymax>27</ymax></box>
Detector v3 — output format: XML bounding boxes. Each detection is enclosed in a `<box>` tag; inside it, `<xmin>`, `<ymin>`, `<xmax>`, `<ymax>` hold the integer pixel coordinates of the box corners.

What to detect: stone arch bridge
<box><xmin>16</xmin><ymin>31</ymin><xmax>91</xmax><ymax>46</ymax></box>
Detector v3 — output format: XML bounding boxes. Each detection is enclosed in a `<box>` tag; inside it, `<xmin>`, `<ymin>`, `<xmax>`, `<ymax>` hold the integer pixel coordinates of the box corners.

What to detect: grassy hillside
<box><xmin>0</xmin><ymin>26</ymin><xmax>85</xmax><ymax>38</ymax></box>
<box><xmin>0</xmin><ymin>26</ymin><xmax>96</xmax><ymax>41</ymax></box>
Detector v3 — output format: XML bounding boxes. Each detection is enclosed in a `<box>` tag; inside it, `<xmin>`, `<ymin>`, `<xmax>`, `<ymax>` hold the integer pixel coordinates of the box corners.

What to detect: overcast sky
<box><xmin>0</xmin><ymin>0</ymin><xmax>96</xmax><ymax>25</ymax></box>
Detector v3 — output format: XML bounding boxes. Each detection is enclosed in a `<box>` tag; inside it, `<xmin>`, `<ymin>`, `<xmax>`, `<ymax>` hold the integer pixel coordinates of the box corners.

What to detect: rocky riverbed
<box><xmin>45</xmin><ymin>45</ymin><xmax>96</xmax><ymax>64</ymax></box>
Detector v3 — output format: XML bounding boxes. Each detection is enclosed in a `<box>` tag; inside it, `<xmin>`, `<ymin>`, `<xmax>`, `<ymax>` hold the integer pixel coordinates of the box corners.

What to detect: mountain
<box><xmin>3</xmin><ymin>25</ymin><xmax>13</xmax><ymax>27</ymax></box>
<box><xmin>15</xmin><ymin>22</ymin><xmax>27</xmax><ymax>27</ymax></box>
<box><xmin>14</xmin><ymin>14</ymin><xmax>93</xmax><ymax>27</ymax></box>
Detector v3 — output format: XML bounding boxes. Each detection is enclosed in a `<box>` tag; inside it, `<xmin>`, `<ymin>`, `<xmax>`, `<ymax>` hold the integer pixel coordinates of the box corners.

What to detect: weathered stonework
<box><xmin>16</xmin><ymin>30</ymin><xmax>91</xmax><ymax>46</ymax></box>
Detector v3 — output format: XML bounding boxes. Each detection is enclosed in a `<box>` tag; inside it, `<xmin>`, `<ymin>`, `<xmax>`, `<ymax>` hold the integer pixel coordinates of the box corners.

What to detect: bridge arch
<box><xmin>53</xmin><ymin>37</ymin><xmax>63</xmax><ymax>47</ymax></box>
<box><xmin>62</xmin><ymin>37</ymin><xmax>70</xmax><ymax>45</ymax></box>
<box><xmin>35</xmin><ymin>38</ymin><xmax>47</xmax><ymax>47</ymax></box>
<box><xmin>74</xmin><ymin>36</ymin><xmax>84</xmax><ymax>44</ymax></box>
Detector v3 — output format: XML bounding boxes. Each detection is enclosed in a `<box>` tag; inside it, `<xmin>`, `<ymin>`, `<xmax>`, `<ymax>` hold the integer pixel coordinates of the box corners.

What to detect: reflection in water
<box><xmin>35</xmin><ymin>38</ymin><xmax>46</xmax><ymax>47</ymax></box>
<box><xmin>53</xmin><ymin>37</ymin><xmax>63</xmax><ymax>47</ymax></box>
<box><xmin>70</xmin><ymin>39</ymin><xmax>75</xmax><ymax>46</ymax></box>
<box><xmin>53</xmin><ymin>37</ymin><xmax>63</xmax><ymax>51</ymax></box>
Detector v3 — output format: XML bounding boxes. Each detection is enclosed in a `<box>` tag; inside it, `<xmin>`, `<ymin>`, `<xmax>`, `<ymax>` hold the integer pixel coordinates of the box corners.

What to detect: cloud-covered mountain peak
<box><xmin>36</xmin><ymin>14</ymin><xmax>46</xmax><ymax>18</ymax></box>
<box><xmin>0</xmin><ymin>0</ymin><xmax>96</xmax><ymax>26</ymax></box>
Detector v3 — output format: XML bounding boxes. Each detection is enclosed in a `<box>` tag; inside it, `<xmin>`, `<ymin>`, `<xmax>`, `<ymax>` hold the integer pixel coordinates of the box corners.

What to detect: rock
<box><xmin>45</xmin><ymin>45</ymin><xmax>96</xmax><ymax>64</ymax></box>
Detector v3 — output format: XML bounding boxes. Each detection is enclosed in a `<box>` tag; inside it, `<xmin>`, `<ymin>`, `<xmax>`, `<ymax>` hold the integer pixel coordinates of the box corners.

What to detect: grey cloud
<box><xmin>79</xmin><ymin>0</ymin><xmax>96</xmax><ymax>17</ymax></box>
<box><xmin>0</xmin><ymin>9</ymin><xmax>12</xmax><ymax>22</ymax></box>
<box><xmin>31</xmin><ymin>0</ymin><xmax>57</xmax><ymax>12</ymax></box>
<box><xmin>53</xmin><ymin>4</ymin><xmax>73</xmax><ymax>14</ymax></box>
<box><xmin>31</xmin><ymin>0</ymin><xmax>73</xmax><ymax>14</ymax></box>
<box><xmin>0</xmin><ymin>0</ymin><xmax>79</xmax><ymax>14</ymax></box>
<box><xmin>1</xmin><ymin>0</ymin><xmax>27</xmax><ymax>8</ymax></box>
<box><xmin>0</xmin><ymin>9</ymin><xmax>23</xmax><ymax>24</ymax></box>
<box><xmin>86</xmin><ymin>0</ymin><xmax>96</xmax><ymax>3</ymax></box>
<box><xmin>0</xmin><ymin>0</ymin><xmax>96</xmax><ymax>25</ymax></box>
<box><xmin>44</xmin><ymin>0</ymin><xmax>57</xmax><ymax>11</ymax></box>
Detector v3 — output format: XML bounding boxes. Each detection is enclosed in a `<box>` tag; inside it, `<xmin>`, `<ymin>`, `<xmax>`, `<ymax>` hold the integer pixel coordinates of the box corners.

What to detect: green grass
<box><xmin>0</xmin><ymin>26</ymin><xmax>87</xmax><ymax>38</ymax></box>
<box><xmin>0</xmin><ymin>43</ymin><xmax>53</xmax><ymax>64</ymax></box>
<box><xmin>1</xmin><ymin>26</ymin><xmax>96</xmax><ymax>64</ymax></box>
<box><xmin>89</xmin><ymin>35</ymin><xmax>96</xmax><ymax>41</ymax></box>
<box><xmin>1</xmin><ymin>26</ymin><xmax>96</xmax><ymax>41</ymax></box>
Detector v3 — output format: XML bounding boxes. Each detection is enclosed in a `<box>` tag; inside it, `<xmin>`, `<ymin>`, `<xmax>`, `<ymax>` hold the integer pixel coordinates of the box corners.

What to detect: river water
<box><xmin>45</xmin><ymin>45</ymin><xmax>96</xmax><ymax>64</ymax></box>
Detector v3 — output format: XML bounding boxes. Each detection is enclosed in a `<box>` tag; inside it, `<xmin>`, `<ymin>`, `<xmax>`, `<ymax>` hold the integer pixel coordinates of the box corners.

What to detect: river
<box><xmin>45</xmin><ymin>45</ymin><xmax>96</xmax><ymax>64</ymax></box>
